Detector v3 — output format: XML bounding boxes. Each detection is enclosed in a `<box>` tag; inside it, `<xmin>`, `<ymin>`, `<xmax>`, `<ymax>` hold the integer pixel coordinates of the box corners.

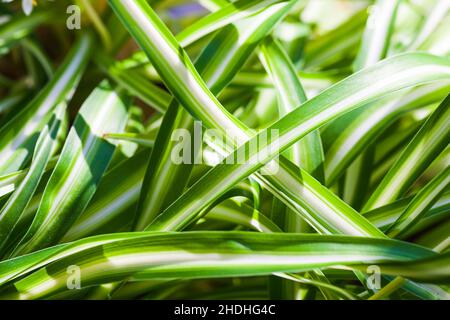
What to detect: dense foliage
<box><xmin>0</xmin><ymin>0</ymin><xmax>448</xmax><ymax>300</ymax></box>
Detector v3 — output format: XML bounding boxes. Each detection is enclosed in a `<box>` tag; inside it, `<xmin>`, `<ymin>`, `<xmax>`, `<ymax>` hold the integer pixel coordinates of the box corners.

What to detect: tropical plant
<box><xmin>0</xmin><ymin>0</ymin><xmax>448</xmax><ymax>300</ymax></box>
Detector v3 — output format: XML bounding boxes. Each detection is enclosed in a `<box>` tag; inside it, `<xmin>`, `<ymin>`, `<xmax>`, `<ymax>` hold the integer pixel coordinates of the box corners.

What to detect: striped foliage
<box><xmin>0</xmin><ymin>0</ymin><xmax>448</xmax><ymax>300</ymax></box>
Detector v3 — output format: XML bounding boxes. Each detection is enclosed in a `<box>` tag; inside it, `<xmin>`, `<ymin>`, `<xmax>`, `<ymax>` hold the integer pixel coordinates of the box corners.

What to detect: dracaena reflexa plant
<box><xmin>0</xmin><ymin>0</ymin><xmax>448</xmax><ymax>300</ymax></box>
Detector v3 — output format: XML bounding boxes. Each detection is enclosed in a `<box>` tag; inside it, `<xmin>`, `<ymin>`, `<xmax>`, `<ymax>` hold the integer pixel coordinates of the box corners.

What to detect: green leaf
<box><xmin>387</xmin><ymin>165</ymin><xmax>450</xmax><ymax>238</ymax></box>
<box><xmin>0</xmin><ymin>11</ymin><xmax>50</xmax><ymax>49</ymax></box>
<box><xmin>0</xmin><ymin>103</ymin><xmax>65</xmax><ymax>256</ymax></box>
<box><xmin>62</xmin><ymin>149</ymin><xmax>150</xmax><ymax>242</ymax></box>
<box><xmin>176</xmin><ymin>0</ymin><xmax>286</xmax><ymax>47</ymax></box>
<box><xmin>11</xmin><ymin>80</ymin><xmax>130</xmax><ymax>256</ymax></box>
<box><xmin>325</xmin><ymin>83</ymin><xmax>450</xmax><ymax>185</ymax></box>
<box><xmin>147</xmin><ymin>53</ymin><xmax>450</xmax><ymax>234</ymax></box>
<box><xmin>354</xmin><ymin>0</ymin><xmax>400</xmax><ymax>70</ymax></box>
<box><xmin>134</xmin><ymin>0</ymin><xmax>298</xmax><ymax>231</ymax></box>
<box><xmin>0</xmin><ymin>34</ymin><xmax>93</xmax><ymax>176</ymax></box>
<box><xmin>259</xmin><ymin>36</ymin><xmax>324</xmax><ymax>182</ymax></box>
<box><xmin>365</xmin><ymin>190</ymin><xmax>450</xmax><ymax>233</ymax></box>
<box><xmin>0</xmin><ymin>231</ymin><xmax>444</xmax><ymax>299</ymax></box>
<box><xmin>364</xmin><ymin>94</ymin><xmax>450</xmax><ymax>211</ymax></box>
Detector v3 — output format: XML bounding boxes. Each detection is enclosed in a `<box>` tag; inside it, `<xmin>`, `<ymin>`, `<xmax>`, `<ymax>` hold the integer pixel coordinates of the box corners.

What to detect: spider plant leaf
<box><xmin>0</xmin><ymin>170</ymin><xmax>26</xmax><ymax>198</ymax></box>
<box><xmin>104</xmin><ymin>133</ymin><xmax>155</xmax><ymax>148</ymax></box>
<box><xmin>108</xmin><ymin>0</ymin><xmax>294</xmax><ymax>137</ymax></box>
<box><xmin>353</xmin><ymin>0</ymin><xmax>400</xmax><ymax>70</ymax></box>
<box><xmin>363</xmin><ymin>94</ymin><xmax>450</xmax><ymax>211</ymax></box>
<box><xmin>259</xmin><ymin>35</ymin><xmax>322</xmax><ymax>299</ymax></box>
<box><xmin>367</xmin><ymin>251</ymin><xmax>450</xmax><ymax>284</ymax></box>
<box><xmin>176</xmin><ymin>0</ymin><xmax>286</xmax><ymax>47</ymax></box>
<box><xmin>303</xmin><ymin>9</ymin><xmax>368</xmax><ymax>69</ymax></box>
<box><xmin>259</xmin><ymin>36</ymin><xmax>324</xmax><ymax>182</ymax></box>
<box><xmin>387</xmin><ymin>166</ymin><xmax>450</xmax><ymax>238</ymax></box>
<box><xmin>110</xmin><ymin>0</ymin><xmax>378</xmax><ymax>238</ymax></box>
<box><xmin>339</xmin><ymin>0</ymin><xmax>400</xmax><ymax>208</ymax></box>
<box><xmin>0</xmin><ymin>155</ymin><xmax>59</xmax><ymax>200</ymax></box>
<box><xmin>273</xmin><ymin>271</ymin><xmax>359</xmax><ymax>300</ymax></box>
<box><xmin>408</xmin><ymin>0</ymin><xmax>450</xmax><ymax>51</ymax></box>
<box><xmin>108</xmin><ymin>4</ymin><xmax>450</xmax><ymax>299</ymax></box>
<box><xmin>341</xmin><ymin>147</ymin><xmax>375</xmax><ymax>210</ymax></box>
<box><xmin>231</xmin><ymin>69</ymin><xmax>342</xmax><ymax>92</ymax></box>
<box><xmin>325</xmin><ymin>82</ymin><xmax>450</xmax><ymax>185</ymax></box>
<box><xmin>110</xmin><ymin>3</ymin><xmax>450</xmax><ymax>282</ymax></box>
<box><xmin>0</xmin><ymin>232</ymin><xmax>139</xmax><ymax>286</ymax></box>
<box><xmin>134</xmin><ymin>0</ymin><xmax>297</xmax><ymax>230</ymax></box>
<box><xmin>0</xmin><ymin>33</ymin><xmax>93</xmax><ymax>176</ymax></box>
<box><xmin>365</xmin><ymin>190</ymin><xmax>450</xmax><ymax>235</ymax></box>
<box><xmin>66</xmin><ymin>165</ymin><xmax>276</xmax><ymax>241</ymax></box>
<box><xmin>0</xmin><ymin>103</ymin><xmax>65</xmax><ymax>256</ymax></box>
<box><xmin>147</xmin><ymin>53</ymin><xmax>450</xmax><ymax>233</ymax></box>
<box><xmin>0</xmin><ymin>0</ymin><xmax>449</xmax><ymax>302</ymax></box>
<box><xmin>134</xmin><ymin>101</ymin><xmax>198</xmax><ymax>231</ymax></box>
<box><xmin>206</xmin><ymin>199</ymin><xmax>281</xmax><ymax>233</ymax></box>
<box><xmin>0</xmin><ymin>91</ymin><xmax>29</xmax><ymax>116</ymax></box>
<box><xmin>95</xmin><ymin>53</ymin><xmax>171</xmax><ymax>112</ymax></box>
<box><xmin>62</xmin><ymin>149</ymin><xmax>150</xmax><ymax>242</ymax></box>
<box><xmin>0</xmin><ymin>231</ymin><xmax>444</xmax><ymax>299</ymax></box>
<box><xmin>11</xmin><ymin>80</ymin><xmax>130</xmax><ymax>256</ymax></box>
<box><xmin>0</xmin><ymin>10</ymin><xmax>49</xmax><ymax>49</ymax></box>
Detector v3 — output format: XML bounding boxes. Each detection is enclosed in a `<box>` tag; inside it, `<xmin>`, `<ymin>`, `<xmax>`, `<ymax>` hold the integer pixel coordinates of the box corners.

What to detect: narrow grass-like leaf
<box><xmin>0</xmin><ymin>170</ymin><xmax>26</xmax><ymax>198</ymax></box>
<box><xmin>259</xmin><ymin>35</ymin><xmax>323</xmax><ymax>299</ymax></box>
<box><xmin>364</xmin><ymin>94</ymin><xmax>450</xmax><ymax>211</ymax></box>
<box><xmin>0</xmin><ymin>232</ymin><xmax>443</xmax><ymax>299</ymax></box>
<box><xmin>207</xmin><ymin>199</ymin><xmax>281</xmax><ymax>233</ymax></box>
<box><xmin>325</xmin><ymin>83</ymin><xmax>450</xmax><ymax>185</ymax></box>
<box><xmin>339</xmin><ymin>0</ymin><xmax>400</xmax><ymax>208</ymax></box>
<box><xmin>104</xmin><ymin>133</ymin><xmax>154</xmax><ymax>148</ymax></box>
<box><xmin>134</xmin><ymin>0</ymin><xmax>297</xmax><ymax>230</ymax></box>
<box><xmin>259</xmin><ymin>36</ymin><xmax>324</xmax><ymax>182</ymax></box>
<box><xmin>176</xmin><ymin>0</ymin><xmax>285</xmax><ymax>47</ymax></box>
<box><xmin>0</xmin><ymin>34</ymin><xmax>93</xmax><ymax>175</ymax></box>
<box><xmin>62</xmin><ymin>149</ymin><xmax>150</xmax><ymax>242</ymax></box>
<box><xmin>0</xmin><ymin>10</ymin><xmax>50</xmax><ymax>49</ymax></box>
<box><xmin>353</xmin><ymin>0</ymin><xmax>400</xmax><ymax>70</ymax></box>
<box><xmin>0</xmin><ymin>103</ymin><xmax>64</xmax><ymax>256</ymax></box>
<box><xmin>365</xmin><ymin>191</ymin><xmax>450</xmax><ymax>233</ymax></box>
<box><xmin>303</xmin><ymin>9</ymin><xmax>367</xmax><ymax>69</ymax></box>
<box><xmin>1</xmin><ymin>0</ymin><xmax>448</xmax><ymax>301</ymax></box>
<box><xmin>11</xmin><ymin>80</ymin><xmax>130</xmax><ymax>256</ymax></box>
<box><xmin>110</xmin><ymin>0</ymin><xmax>380</xmax><ymax>237</ymax></box>
<box><xmin>108</xmin><ymin>3</ymin><xmax>450</xmax><ymax>298</ymax></box>
<box><xmin>147</xmin><ymin>53</ymin><xmax>450</xmax><ymax>233</ymax></box>
<box><xmin>408</xmin><ymin>1</ymin><xmax>450</xmax><ymax>51</ymax></box>
<box><xmin>95</xmin><ymin>53</ymin><xmax>171</xmax><ymax>112</ymax></box>
<box><xmin>387</xmin><ymin>166</ymin><xmax>450</xmax><ymax>238</ymax></box>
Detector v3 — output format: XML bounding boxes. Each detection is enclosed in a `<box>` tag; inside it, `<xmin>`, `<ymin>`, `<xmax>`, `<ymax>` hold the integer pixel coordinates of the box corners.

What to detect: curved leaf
<box><xmin>11</xmin><ymin>81</ymin><xmax>130</xmax><ymax>256</ymax></box>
